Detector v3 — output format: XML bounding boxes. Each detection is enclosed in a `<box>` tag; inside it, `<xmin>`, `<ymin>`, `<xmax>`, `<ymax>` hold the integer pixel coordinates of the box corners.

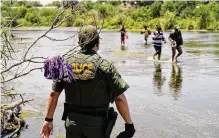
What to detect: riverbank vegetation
<box><xmin>1</xmin><ymin>1</ymin><xmax>219</xmax><ymax>31</ymax></box>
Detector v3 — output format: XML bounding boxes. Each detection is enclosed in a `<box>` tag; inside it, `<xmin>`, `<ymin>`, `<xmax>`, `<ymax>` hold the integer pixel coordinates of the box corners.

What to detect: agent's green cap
<box><xmin>78</xmin><ymin>25</ymin><xmax>99</xmax><ymax>44</ymax></box>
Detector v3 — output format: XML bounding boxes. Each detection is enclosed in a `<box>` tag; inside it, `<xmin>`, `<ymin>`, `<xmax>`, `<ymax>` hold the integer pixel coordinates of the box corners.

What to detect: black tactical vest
<box><xmin>63</xmin><ymin>51</ymin><xmax>110</xmax><ymax>108</ymax></box>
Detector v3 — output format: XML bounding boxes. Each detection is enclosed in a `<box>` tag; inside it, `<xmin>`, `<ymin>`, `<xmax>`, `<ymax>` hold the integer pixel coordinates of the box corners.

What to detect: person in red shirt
<box><xmin>120</xmin><ymin>25</ymin><xmax>127</xmax><ymax>45</ymax></box>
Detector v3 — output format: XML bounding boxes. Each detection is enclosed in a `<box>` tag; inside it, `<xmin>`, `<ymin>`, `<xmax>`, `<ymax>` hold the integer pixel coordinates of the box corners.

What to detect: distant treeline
<box><xmin>1</xmin><ymin>1</ymin><xmax>219</xmax><ymax>30</ymax></box>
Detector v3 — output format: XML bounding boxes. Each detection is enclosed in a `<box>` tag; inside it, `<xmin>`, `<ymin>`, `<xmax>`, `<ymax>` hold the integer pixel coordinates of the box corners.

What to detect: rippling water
<box><xmin>9</xmin><ymin>29</ymin><xmax>219</xmax><ymax>138</ymax></box>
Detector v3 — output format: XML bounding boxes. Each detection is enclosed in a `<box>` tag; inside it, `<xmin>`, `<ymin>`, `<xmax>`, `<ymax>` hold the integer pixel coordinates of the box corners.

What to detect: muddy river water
<box><xmin>11</xmin><ymin>29</ymin><xmax>219</xmax><ymax>138</ymax></box>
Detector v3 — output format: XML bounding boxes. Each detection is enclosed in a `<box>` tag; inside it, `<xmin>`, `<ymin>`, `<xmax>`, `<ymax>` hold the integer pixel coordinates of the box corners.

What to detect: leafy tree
<box><xmin>194</xmin><ymin>5</ymin><xmax>211</xmax><ymax>29</ymax></box>
<box><xmin>46</xmin><ymin>1</ymin><xmax>61</xmax><ymax>8</ymax></box>
<box><xmin>161</xmin><ymin>1</ymin><xmax>176</xmax><ymax>14</ymax></box>
<box><xmin>1</xmin><ymin>0</ymin><xmax>219</xmax><ymax>30</ymax></box>
<box><xmin>150</xmin><ymin>2</ymin><xmax>162</xmax><ymax>18</ymax></box>
<box><xmin>25</xmin><ymin>12</ymin><xmax>39</xmax><ymax>25</ymax></box>
<box><xmin>131</xmin><ymin>6</ymin><xmax>150</xmax><ymax>21</ymax></box>
<box><xmin>16</xmin><ymin>6</ymin><xmax>27</xmax><ymax>18</ymax></box>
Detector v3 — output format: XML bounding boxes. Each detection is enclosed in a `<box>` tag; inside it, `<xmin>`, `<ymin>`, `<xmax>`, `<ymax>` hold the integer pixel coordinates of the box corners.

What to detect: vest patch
<box><xmin>71</xmin><ymin>62</ymin><xmax>95</xmax><ymax>80</ymax></box>
<box><xmin>72</xmin><ymin>63</ymin><xmax>93</xmax><ymax>73</ymax></box>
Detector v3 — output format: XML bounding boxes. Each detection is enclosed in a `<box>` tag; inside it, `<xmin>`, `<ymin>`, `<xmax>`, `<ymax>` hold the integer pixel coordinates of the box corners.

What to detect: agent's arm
<box><xmin>115</xmin><ymin>93</ymin><xmax>132</xmax><ymax>124</ymax></box>
<box><xmin>40</xmin><ymin>91</ymin><xmax>60</xmax><ymax>138</ymax></box>
<box><xmin>106</xmin><ymin>63</ymin><xmax>135</xmax><ymax>138</ymax></box>
<box><xmin>40</xmin><ymin>80</ymin><xmax>63</xmax><ymax>138</ymax></box>
<box><xmin>46</xmin><ymin>92</ymin><xmax>60</xmax><ymax>119</ymax></box>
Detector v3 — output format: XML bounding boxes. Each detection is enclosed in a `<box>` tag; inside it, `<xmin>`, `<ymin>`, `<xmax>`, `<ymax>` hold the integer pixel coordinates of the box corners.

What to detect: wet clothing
<box><xmin>169</xmin><ymin>30</ymin><xmax>183</xmax><ymax>46</ymax></box>
<box><xmin>121</xmin><ymin>36</ymin><xmax>125</xmax><ymax>42</ymax></box>
<box><xmin>120</xmin><ymin>28</ymin><xmax>126</xmax><ymax>37</ymax></box>
<box><xmin>120</xmin><ymin>28</ymin><xmax>126</xmax><ymax>43</ymax></box>
<box><xmin>44</xmin><ymin>56</ymin><xmax>73</xmax><ymax>83</ymax></box>
<box><xmin>144</xmin><ymin>29</ymin><xmax>151</xmax><ymax>39</ymax></box>
<box><xmin>152</xmin><ymin>31</ymin><xmax>165</xmax><ymax>47</ymax></box>
<box><xmin>52</xmin><ymin>50</ymin><xmax>129</xmax><ymax>138</ymax></box>
<box><xmin>141</xmin><ymin>29</ymin><xmax>151</xmax><ymax>42</ymax></box>
<box><xmin>154</xmin><ymin>46</ymin><xmax>162</xmax><ymax>54</ymax></box>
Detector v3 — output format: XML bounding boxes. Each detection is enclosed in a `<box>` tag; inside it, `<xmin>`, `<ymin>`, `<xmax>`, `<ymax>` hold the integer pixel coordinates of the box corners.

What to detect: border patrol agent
<box><xmin>40</xmin><ymin>25</ymin><xmax>135</xmax><ymax>138</ymax></box>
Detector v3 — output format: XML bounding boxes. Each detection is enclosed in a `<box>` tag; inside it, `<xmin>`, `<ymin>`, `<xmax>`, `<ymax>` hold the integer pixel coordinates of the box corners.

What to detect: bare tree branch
<box><xmin>1</xmin><ymin>67</ymin><xmax>43</xmax><ymax>83</ymax></box>
<box><xmin>51</xmin><ymin>8</ymin><xmax>67</xmax><ymax>28</ymax></box>
<box><xmin>1</xmin><ymin>1</ymin><xmax>105</xmax><ymax>91</ymax></box>
<box><xmin>45</xmin><ymin>34</ymin><xmax>77</xmax><ymax>41</ymax></box>
<box><xmin>1</xmin><ymin>93</ymin><xmax>25</xmax><ymax>97</ymax></box>
<box><xmin>3</xmin><ymin>33</ymin><xmax>15</xmax><ymax>54</ymax></box>
<box><xmin>1</xmin><ymin>99</ymin><xmax>34</xmax><ymax>111</ymax></box>
<box><xmin>22</xmin><ymin>8</ymin><xmax>67</xmax><ymax>60</ymax></box>
<box><xmin>1</xmin><ymin>56</ymin><xmax>46</xmax><ymax>74</ymax></box>
<box><xmin>54</xmin><ymin>14</ymin><xmax>74</xmax><ymax>28</ymax></box>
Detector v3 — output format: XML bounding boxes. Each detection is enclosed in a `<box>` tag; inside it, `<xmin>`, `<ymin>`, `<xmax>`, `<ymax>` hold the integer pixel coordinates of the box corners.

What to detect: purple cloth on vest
<box><xmin>44</xmin><ymin>56</ymin><xmax>73</xmax><ymax>83</ymax></box>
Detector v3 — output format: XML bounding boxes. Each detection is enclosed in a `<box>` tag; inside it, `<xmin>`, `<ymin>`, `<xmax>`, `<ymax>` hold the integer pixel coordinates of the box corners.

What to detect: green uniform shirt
<box><xmin>52</xmin><ymin>50</ymin><xmax>129</xmax><ymax>100</ymax></box>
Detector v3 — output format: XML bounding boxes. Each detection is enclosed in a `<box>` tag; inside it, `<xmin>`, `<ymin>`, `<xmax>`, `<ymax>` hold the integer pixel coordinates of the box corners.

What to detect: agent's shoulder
<box><xmin>100</xmin><ymin>59</ymin><xmax>116</xmax><ymax>72</ymax></box>
<box><xmin>64</xmin><ymin>52</ymin><xmax>83</xmax><ymax>60</ymax></box>
<box><xmin>100</xmin><ymin>58</ymin><xmax>112</xmax><ymax>67</ymax></box>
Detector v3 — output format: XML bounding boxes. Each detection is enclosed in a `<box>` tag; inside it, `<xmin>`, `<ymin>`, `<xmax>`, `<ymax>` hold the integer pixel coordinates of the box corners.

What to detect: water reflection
<box><xmin>141</xmin><ymin>43</ymin><xmax>151</xmax><ymax>49</ymax></box>
<box><xmin>169</xmin><ymin>65</ymin><xmax>183</xmax><ymax>100</ymax></box>
<box><xmin>153</xmin><ymin>63</ymin><xmax>166</xmax><ymax>96</ymax></box>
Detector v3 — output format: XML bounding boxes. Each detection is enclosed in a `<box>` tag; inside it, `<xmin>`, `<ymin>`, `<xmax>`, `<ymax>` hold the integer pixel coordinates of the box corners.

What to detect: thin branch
<box><xmin>62</xmin><ymin>45</ymin><xmax>81</xmax><ymax>57</ymax></box>
<box><xmin>16</xmin><ymin>60</ymin><xmax>31</xmax><ymax>77</ymax></box>
<box><xmin>1</xmin><ymin>93</ymin><xmax>25</xmax><ymax>97</ymax></box>
<box><xmin>1</xmin><ymin>57</ymin><xmax>46</xmax><ymax>74</ymax></box>
<box><xmin>22</xmin><ymin>8</ymin><xmax>67</xmax><ymax>60</ymax></box>
<box><xmin>0</xmin><ymin>51</ymin><xmax>10</xmax><ymax>60</ymax></box>
<box><xmin>54</xmin><ymin>14</ymin><xmax>74</xmax><ymax>28</ymax></box>
<box><xmin>1</xmin><ymin>99</ymin><xmax>34</xmax><ymax>111</ymax></box>
<box><xmin>45</xmin><ymin>34</ymin><xmax>77</xmax><ymax>41</ymax></box>
<box><xmin>1</xmin><ymin>60</ymin><xmax>27</xmax><ymax>74</ymax></box>
<box><xmin>51</xmin><ymin>8</ymin><xmax>67</xmax><ymax>28</ymax></box>
<box><xmin>27</xmin><ymin>60</ymin><xmax>44</xmax><ymax>63</ymax></box>
<box><xmin>5</xmin><ymin>15</ymin><xmax>18</xmax><ymax>28</ymax></box>
<box><xmin>3</xmin><ymin>33</ymin><xmax>15</xmax><ymax>54</ymax></box>
<box><xmin>1</xmin><ymin>67</ymin><xmax>43</xmax><ymax>83</ymax></box>
<box><xmin>22</xmin><ymin>34</ymin><xmax>46</xmax><ymax>60</ymax></box>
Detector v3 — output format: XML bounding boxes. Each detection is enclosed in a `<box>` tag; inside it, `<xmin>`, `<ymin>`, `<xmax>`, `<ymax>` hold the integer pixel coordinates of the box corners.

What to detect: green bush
<box><xmin>1</xmin><ymin>1</ymin><xmax>219</xmax><ymax>30</ymax></box>
<box><xmin>146</xmin><ymin>18</ymin><xmax>160</xmax><ymax>30</ymax></box>
<box><xmin>16</xmin><ymin>6</ymin><xmax>27</xmax><ymax>18</ymax></box>
<box><xmin>25</xmin><ymin>12</ymin><xmax>39</xmax><ymax>24</ymax></box>
<box><xmin>160</xmin><ymin>11</ymin><xmax>176</xmax><ymax>30</ymax></box>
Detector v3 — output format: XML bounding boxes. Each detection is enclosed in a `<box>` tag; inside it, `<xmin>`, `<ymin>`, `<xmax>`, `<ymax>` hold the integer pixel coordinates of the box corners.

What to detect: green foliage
<box><xmin>25</xmin><ymin>12</ymin><xmax>39</xmax><ymax>25</ymax></box>
<box><xmin>93</xmin><ymin>3</ymin><xmax>115</xmax><ymax>17</ymax></box>
<box><xmin>46</xmin><ymin>1</ymin><xmax>61</xmax><ymax>8</ymax></box>
<box><xmin>1</xmin><ymin>1</ymin><xmax>219</xmax><ymax>30</ymax></box>
<box><xmin>16</xmin><ymin>6</ymin><xmax>27</xmax><ymax>18</ymax></box>
<box><xmin>161</xmin><ymin>1</ymin><xmax>176</xmax><ymax>14</ymax></box>
<box><xmin>160</xmin><ymin>11</ymin><xmax>176</xmax><ymax>30</ymax></box>
<box><xmin>13</xmin><ymin>1</ymin><xmax>42</xmax><ymax>7</ymax></box>
<box><xmin>195</xmin><ymin>5</ymin><xmax>211</xmax><ymax>29</ymax></box>
<box><xmin>150</xmin><ymin>2</ymin><xmax>162</xmax><ymax>18</ymax></box>
<box><xmin>131</xmin><ymin>7</ymin><xmax>150</xmax><ymax>21</ymax></box>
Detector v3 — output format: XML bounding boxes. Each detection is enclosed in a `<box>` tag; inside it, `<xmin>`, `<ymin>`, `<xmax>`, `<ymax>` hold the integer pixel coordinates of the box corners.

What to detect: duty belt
<box><xmin>62</xmin><ymin>103</ymin><xmax>109</xmax><ymax>120</ymax></box>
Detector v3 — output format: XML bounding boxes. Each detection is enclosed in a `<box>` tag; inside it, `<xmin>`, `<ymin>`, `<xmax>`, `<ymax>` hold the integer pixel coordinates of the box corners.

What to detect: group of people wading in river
<box><xmin>120</xmin><ymin>24</ymin><xmax>183</xmax><ymax>63</ymax></box>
